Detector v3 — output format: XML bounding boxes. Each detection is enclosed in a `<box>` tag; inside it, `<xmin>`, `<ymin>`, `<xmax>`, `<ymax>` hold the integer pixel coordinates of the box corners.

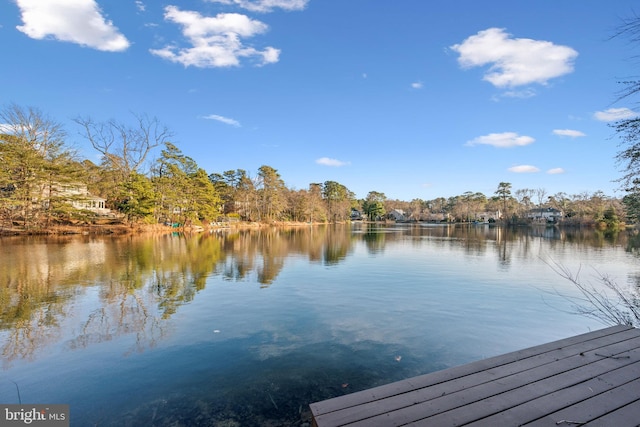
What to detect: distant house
<box><xmin>388</xmin><ymin>209</ymin><xmax>407</xmax><ymax>221</ymax></box>
<box><xmin>49</xmin><ymin>183</ymin><xmax>111</xmax><ymax>216</ymax></box>
<box><xmin>350</xmin><ymin>208</ymin><xmax>363</xmax><ymax>220</ymax></box>
<box><xmin>527</xmin><ymin>207</ymin><xmax>563</xmax><ymax>223</ymax></box>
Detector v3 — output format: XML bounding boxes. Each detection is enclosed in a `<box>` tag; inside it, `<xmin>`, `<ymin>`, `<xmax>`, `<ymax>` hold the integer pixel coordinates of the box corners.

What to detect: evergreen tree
<box><xmin>152</xmin><ymin>142</ymin><xmax>220</xmax><ymax>226</ymax></box>
<box><xmin>322</xmin><ymin>180</ymin><xmax>353</xmax><ymax>222</ymax></box>
<box><xmin>495</xmin><ymin>182</ymin><xmax>512</xmax><ymax>220</ymax></box>
<box><xmin>118</xmin><ymin>172</ymin><xmax>156</xmax><ymax>223</ymax></box>
<box><xmin>256</xmin><ymin>165</ymin><xmax>286</xmax><ymax>221</ymax></box>
<box><xmin>362</xmin><ymin>191</ymin><xmax>386</xmax><ymax>221</ymax></box>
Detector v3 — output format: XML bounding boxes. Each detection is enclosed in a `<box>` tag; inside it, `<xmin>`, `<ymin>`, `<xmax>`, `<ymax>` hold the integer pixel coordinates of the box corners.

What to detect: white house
<box><xmin>50</xmin><ymin>183</ymin><xmax>111</xmax><ymax>215</ymax></box>
<box><xmin>527</xmin><ymin>207</ymin><xmax>563</xmax><ymax>223</ymax></box>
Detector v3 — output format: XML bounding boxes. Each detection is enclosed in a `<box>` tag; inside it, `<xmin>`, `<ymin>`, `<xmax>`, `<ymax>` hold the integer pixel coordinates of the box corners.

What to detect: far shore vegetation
<box><xmin>0</xmin><ymin>103</ymin><xmax>635</xmax><ymax>236</ymax></box>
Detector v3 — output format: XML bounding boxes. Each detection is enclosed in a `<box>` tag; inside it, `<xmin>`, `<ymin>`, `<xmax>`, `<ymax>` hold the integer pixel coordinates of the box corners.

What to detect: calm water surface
<box><xmin>1</xmin><ymin>223</ymin><xmax>639</xmax><ymax>426</ymax></box>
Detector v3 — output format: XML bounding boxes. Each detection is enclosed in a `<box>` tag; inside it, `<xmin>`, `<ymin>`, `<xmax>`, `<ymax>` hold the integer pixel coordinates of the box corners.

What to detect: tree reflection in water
<box><xmin>1</xmin><ymin>224</ymin><xmax>638</xmax><ymax>366</ymax></box>
<box><xmin>0</xmin><ymin>227</ymin><xmax>356</xmax><ymax>363</ymax></box>
<box><xmin>0</xmin><ymin>233</ymin><xmax>225</xmax><ymax>364</ymax></box>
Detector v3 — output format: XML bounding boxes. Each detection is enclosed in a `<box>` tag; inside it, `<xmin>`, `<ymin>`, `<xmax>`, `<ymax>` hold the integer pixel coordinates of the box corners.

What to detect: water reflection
<box><xmin>1</xmin><ymin>224</ymin><xmax>640</xmax><ymax>425</ymax></box>
<box><xmin>1</xmin><ymin>233</ymin><xmax>225</xmax><ymax>365</ymax></box>
<box><xmin>1</xmin><ymin>224</ymin><xmax>639</xmax><ymax>365</ymax></box>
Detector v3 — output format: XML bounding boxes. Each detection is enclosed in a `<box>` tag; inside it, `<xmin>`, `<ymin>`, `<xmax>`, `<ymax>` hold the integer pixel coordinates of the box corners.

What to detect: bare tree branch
<box><xmin>74</xmin><ymin>113</ymin><xmax>173</xmax><ymax>177</ymax></box>
<box><xmin>544</xmin><ymin>259</ymin><xmax>640</xmax><ymax>327</ymax></box>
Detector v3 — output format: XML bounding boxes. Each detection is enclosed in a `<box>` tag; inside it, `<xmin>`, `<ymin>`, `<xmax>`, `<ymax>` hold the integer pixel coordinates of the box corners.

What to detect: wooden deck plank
<box><xmin>316</xmin><ymin>342</ymin><xmax>640</xmax><ymax>427</ymax></box>
<box><xmin>311</xmin><ymin>327</ymin><xmax>638</xmax><ymax>426</ymax></box>
<box><xmin>310</xmin><ymin>326</ymin><xmax>640</xmax><ymax>427</ymax></box>
<box><xmin>349</xmin><ymin>345</ymin><xmax>640</xmax><ymax>427</ymax></box>
<box><xmin>407</xmin><ymin>356</ymin><xmax>640</xmax><ymax>427</ymax></box>
<box><xmin>466</xmin><ymin>361</ymin><xmax>640</xmax><ymax>427</ymax></box>
<box><xmin>582</xmin><ymin>398</ymin><xmax>640</xmax><ymax>426</ymax></box>
<box><xmin>310</xmin><ymin>325</ymin><xmax>632</xmax><ymax>419</ymax></box>
<box><xmin>523</xmin><ymin>376</ymin><xmax>640</xmax><ymax>426</ymax></box>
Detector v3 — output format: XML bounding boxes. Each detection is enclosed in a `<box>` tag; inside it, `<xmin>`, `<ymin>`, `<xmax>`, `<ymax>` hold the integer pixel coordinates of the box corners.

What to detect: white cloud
<box><xmin>508</xmin><ymin>165</ymin><xmax>540</xmax><ymax>173</ymax></box>
<box><xmin>15</xmin><ymin>0</ymin><xmax>130</xmax><ymax>52</ymax></box>
<box><xmin>450</xmin><ymin>28</ymin><xmax>578</xmax><ymax>88</ymax></box>
<box><xmin>316</xmin><ymin>157</ymin><xmax>350</xmax><ymax>167</ymax></box>
<box><xmin>206</xmin><ymin>0</ymin><xmax>309</xmax><ymax>13</ymax></box>
<box><xmin>553</xmin><ymin>129</ymin><xmax>586</xmax><ymax>138</ymax></box>
<box><xmin>150</xmin><ymin>6</ymin><xmax>280</xmax><ymax>68</ymax></box>
<box><xmin>466</xmin><ymin>132</ymin><xmax>535</xmax><ymax>148</ymax></box>
<box><xmin>202</xmin><ymin>114</ymin><xmax>241</xmax><ymax>127</ymax></box>
<box><xmin>135</xmin><ymin>1</ymin><xmax>146</xmax><ymax>12</ymax></box>
<box><xmin>500</xmin><ymin>88</ymin><xmax>537</xmax><ymax>99</ymax></box>
<box><xmin>547</xmin><ymin>168</ymin><xmax>565</xmax><ymax>174</ymax></box>
<box><xmin>593</xmin><ymin>107</ymin><xmax>639</xmax><ymax>122</ymax></box>
<box><xmin>411</xmin><ymin>82</ymin><xmax>423</xmax><ymax>89</ymax></box>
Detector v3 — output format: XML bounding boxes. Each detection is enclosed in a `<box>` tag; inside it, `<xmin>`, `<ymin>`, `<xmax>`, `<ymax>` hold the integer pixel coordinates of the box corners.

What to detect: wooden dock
<box><xmin>310</xmin><ymin>325</ymin><xmax>640</xmax><ymax>426</ymax></box>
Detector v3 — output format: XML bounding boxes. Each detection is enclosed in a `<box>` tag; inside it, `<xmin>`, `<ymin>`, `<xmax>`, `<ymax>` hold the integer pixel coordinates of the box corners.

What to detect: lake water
<box><xmin>0</xmin><ymin>223</ymin><xmax>638</xmax><ymax>426</ymax></box>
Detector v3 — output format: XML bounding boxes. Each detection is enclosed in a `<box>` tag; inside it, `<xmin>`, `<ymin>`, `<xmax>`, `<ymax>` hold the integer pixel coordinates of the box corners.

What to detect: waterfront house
<box><xmin>527</xmin><ymin>207</ymin><xmax>563</xmax><ymax>223</ymax></box>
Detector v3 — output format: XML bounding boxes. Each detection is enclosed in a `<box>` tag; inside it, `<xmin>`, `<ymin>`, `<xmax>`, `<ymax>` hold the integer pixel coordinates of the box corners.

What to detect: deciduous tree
<box><xmin>75</xmin><ymin>113</ymin><xmax>171</xmax><ymax>211</ymax></box>
<box><xmin>0</xmin><ymin>104</ymin><xmax>79</xmax><ymax>229</ymax></box>
<box><xmin>611</xmin><ymin>14</ymin><xmax>640</xmax><ymax>222</ymax></box>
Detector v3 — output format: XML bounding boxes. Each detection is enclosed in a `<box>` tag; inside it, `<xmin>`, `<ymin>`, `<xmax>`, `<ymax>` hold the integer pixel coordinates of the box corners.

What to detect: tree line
<box><xmin>0</xmin><ymin>103</ymin><xmax>633</xmax><ymax>232</ymax></box>
<box><xmin>0</xmin><ymin>104</ymin><xmax>359</xmax><ymax>230</ymax></box>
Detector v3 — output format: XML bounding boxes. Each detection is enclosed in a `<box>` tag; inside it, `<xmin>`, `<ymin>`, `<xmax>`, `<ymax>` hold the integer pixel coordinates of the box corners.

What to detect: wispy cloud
<box><xmin>206</xmin><ymin>0</ymin><xmax>309</xmax><ymax>13</ymax></box>
<box><xmin>508</xmin><ymin>165</ymin><xmax>540</xmax><ymax>173</ymax></box>
<box><xmin>451</xmin><ymin>28</ymin><xmax>577</xmax><ymax>88</ymax></box>
<box><xmin>135</xmin><ymin>1</ymin><xmax>146</xmax><ymax>12</ymax></box>
<box><xmin>15</xmin><ymin>0</ymin><xmax>130</xmax><ymax>51</ymax></box>
<box><xmin>593</xmin><ymin>107</ymin><xmax>639</xmax><ymax>122</ymax></box>
<box><xmin>466</xmin><ymin>132</ymin><xmax>535</xmax><ymax>148</ymax></box>
<box><xmin>202</xmin><ymin>114</ymin><xmax>241</xmax><ymax>127</ymax></box>
<box><xmin>150</xmin><ymin>6</ymin><xmax>280</xmax><ymax>68</ymax></box>
<box><xmin>553</xmin><ymin>129</ymin><xmax>586</xmax><ymax>138</ymax></box>
<box><xmin>547</xmin><ymin>168</ymin><xmax>565</xmax><ymax>174</ymax></box>
<box><xmin>411</xmin><ymin>82</ymin><xmax>423</xmax><ymax>89</ymax></box>
<box><xmin>499</xmin><ymin>88</ymin><xmax>537</xmax><ymax>99</ymax></box>
<box><xmin>316</xmin><ymin>157</ymin><xmax>350</xmax><ymax>167</ymax></box>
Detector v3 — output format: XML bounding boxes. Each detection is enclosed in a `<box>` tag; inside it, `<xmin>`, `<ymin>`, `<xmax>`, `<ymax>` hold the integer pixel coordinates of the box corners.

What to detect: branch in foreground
<box><xmin>545</xmin><ymin>260</ymin><xmax>640</xmax><ymax>328</ymax></box>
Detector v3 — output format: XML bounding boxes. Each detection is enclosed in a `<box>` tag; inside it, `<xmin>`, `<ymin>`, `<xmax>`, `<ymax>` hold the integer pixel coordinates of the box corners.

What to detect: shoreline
<box><xmin>0</xmin><ymin>220</ymin><xmax>338</xmax><ymax>236</ymax></box>
<box><xmin>0</xmin><ymin>219</ymin><xmax>629</xmax><ymax>237</ymax></box>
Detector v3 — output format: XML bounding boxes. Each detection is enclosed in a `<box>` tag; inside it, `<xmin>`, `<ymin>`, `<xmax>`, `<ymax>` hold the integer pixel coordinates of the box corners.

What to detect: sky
<box><xmin>1</xmin><ymin>0</ymin><xmax>639</xmax><ymax>201</ymax></box>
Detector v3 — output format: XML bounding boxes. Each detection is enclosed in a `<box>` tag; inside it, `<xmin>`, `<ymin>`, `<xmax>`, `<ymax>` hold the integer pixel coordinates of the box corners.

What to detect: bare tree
<box><xmin>535</xmin><ymin>188</ymin><xmax>547</xmax><ymax>207</ymax></box>
<box><xmin>610</xmin><ymin>14</ymin><xmax>640</xmax><ymax>221</ymax></box>
<box><xmin>0</xmin><ymin>104</ymin><xmax>77</xmax><ymax>229</ymax></box>
<box><xmin>546</xmin><ymin>260</ymin><xmax>640</xmax><ymax>328</ymax></box>
<box><xmin>74</xmin><ymin>113</ymin><xmax>172</xmax><ymax>178</ymax></box>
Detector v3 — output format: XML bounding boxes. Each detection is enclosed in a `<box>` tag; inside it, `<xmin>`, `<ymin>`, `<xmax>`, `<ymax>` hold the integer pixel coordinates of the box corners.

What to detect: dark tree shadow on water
<box><xmin>90</xmin><ymin>340</ymin><xmax>441</xmax><ymax>427</ymax></box>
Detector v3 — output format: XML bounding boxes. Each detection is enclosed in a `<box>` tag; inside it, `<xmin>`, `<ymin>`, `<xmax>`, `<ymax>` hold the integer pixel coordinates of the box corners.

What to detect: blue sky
<box><xmin>1</xmin><ymin>0</ymin><xmax>639</xmax><ymax>201</ymax></box>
